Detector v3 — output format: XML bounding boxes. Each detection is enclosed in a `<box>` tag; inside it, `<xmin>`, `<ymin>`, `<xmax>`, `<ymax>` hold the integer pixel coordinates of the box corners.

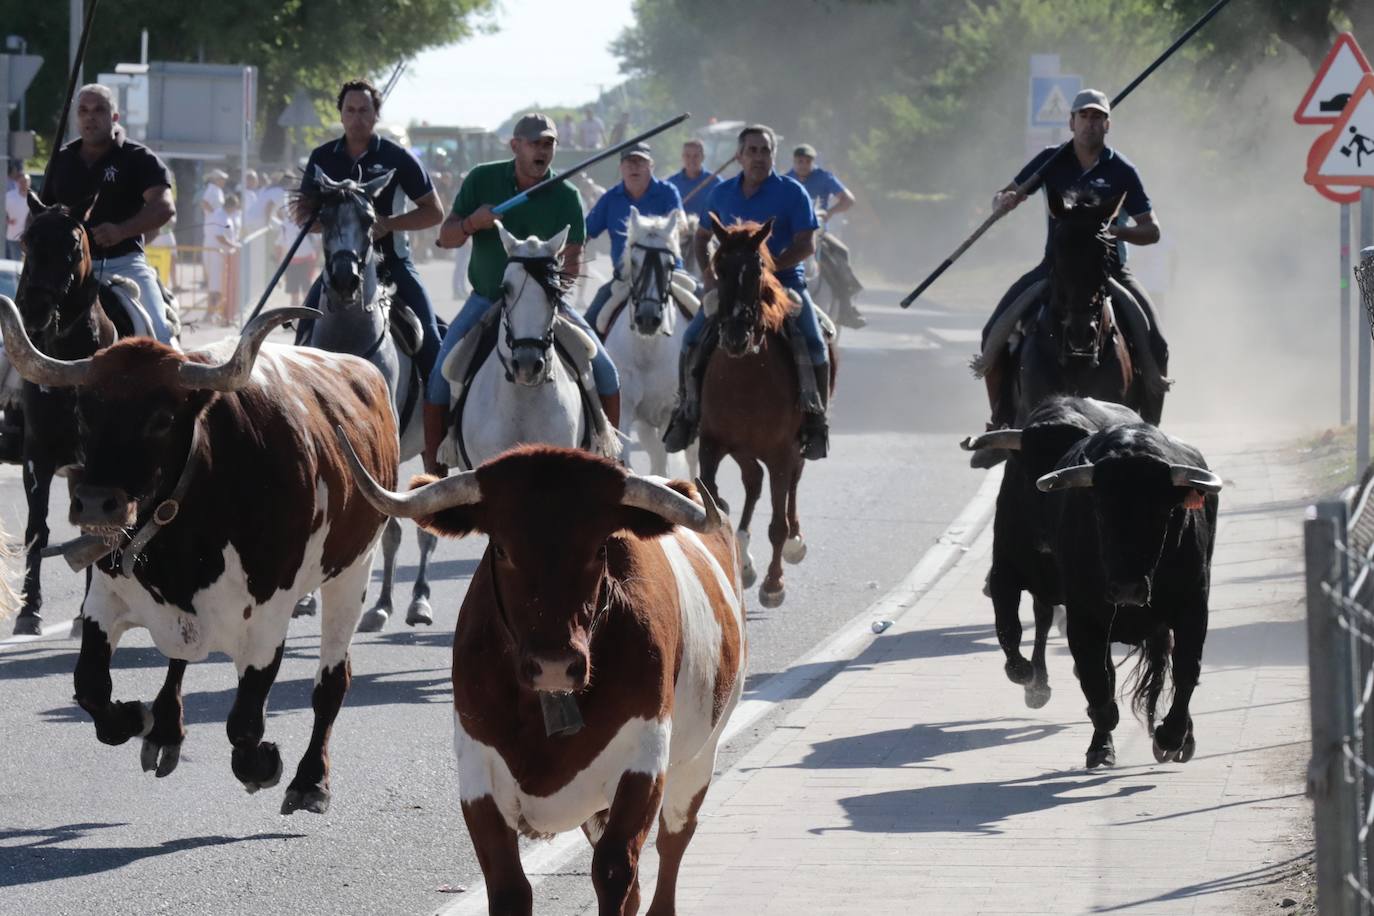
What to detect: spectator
<box><xmin>5</xmin><ymin>171</ymin><xmax>29</xmax><ymax>261</ymax></box>
<box><xmin>560</xmin><ymin>114</ymin><xmax>577</xmax><ymax>148</ymax></box>
<box><xmin>204</xmin><ymin>192</ymin><xmax>241</xmax><ymax>323</ymax></box>
<box><xmin>609</xmin><ymin>111</ymin><xmax>630</xmax><ymax>146</ymax></box>
<box><xmin>577</xmin><ymin>106</ymin><xmax>607</xmax><ymax>150</ymax></box>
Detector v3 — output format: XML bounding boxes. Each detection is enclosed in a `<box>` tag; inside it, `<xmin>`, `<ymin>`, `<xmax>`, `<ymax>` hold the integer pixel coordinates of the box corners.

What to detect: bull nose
<box><xmin>1105</xmin><ymin>578</ymin><xmax>1151</xmax><ymax>607</ymax></box>
<box><xmin>521</xmin><ymin>652</ymin><xmax>588</xmax><ymax>692</ymax></box>
<box><xmin>70</xmin><ymin>484</ymin><xmax>134</xmax><ymax>527</ymax></box>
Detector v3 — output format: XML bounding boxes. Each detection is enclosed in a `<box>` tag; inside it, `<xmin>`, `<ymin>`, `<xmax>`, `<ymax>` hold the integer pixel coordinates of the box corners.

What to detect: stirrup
<box><xmin>800</xmin><ymin>416</ymin><xmax>829</xmax><ymax>460</ymax></box>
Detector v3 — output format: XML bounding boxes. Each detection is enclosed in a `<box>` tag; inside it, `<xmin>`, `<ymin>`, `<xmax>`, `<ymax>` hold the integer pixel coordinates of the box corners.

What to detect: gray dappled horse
<box><xmin>295</xmin><ymin>167</ymin><xmax>434</xmax><ymax>632</ymax></box>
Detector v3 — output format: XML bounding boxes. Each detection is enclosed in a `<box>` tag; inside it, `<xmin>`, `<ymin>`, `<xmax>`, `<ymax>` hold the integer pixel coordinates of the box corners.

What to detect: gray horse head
<box><xmin>308</xmin><ymin>165</ymin><xmax>395</xmax><ymax>309</ymax></box>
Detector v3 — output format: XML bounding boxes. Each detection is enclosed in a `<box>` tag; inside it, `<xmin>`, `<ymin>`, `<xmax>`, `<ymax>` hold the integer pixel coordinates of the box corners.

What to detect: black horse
<box><xmin>10</xmin><ymin>194</ymin><xmax>138</xmax><ymax>634</ymax></box>
<box><xmin>1018</xmin><ymin>191</ymin><xmax>1163</xmax><ymax>425</ymax></box>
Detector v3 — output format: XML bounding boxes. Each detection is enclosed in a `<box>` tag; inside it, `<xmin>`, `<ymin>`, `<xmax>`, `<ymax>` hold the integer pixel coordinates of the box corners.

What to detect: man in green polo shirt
<box><xmin>426</xmin><ymin>112</ymin><xmax>619</xmax><ymax>476</ymax></box>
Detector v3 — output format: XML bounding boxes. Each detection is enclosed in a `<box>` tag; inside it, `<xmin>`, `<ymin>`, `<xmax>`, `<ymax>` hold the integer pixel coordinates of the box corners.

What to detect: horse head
<box><xmin>17</xmin><ymin>192</ymin><xmax>97</xmax><ymax>339</ymax></box>
<box><xmin>708</xmin><ymin>214</ymin><xmax>788</xmax><ymax>357</ymax></box>
<box><xmin>1046</xmin><ymin>190</ymin><xmax>1123</xmax><ymax>365</ymax></box>
<box><xmin>299</xmin><ymin>166</ymin><xmax>394</xmax><ymax>309</ymax></box>
<box><xmin>623</xmin><ymin>206</ymin><xmax>682</xmax><ymax>336</ymax></box>
<box><xmin>498</xmin><ymin>223</ymin><xmax>570</xmax><ymax>387</ymax></box>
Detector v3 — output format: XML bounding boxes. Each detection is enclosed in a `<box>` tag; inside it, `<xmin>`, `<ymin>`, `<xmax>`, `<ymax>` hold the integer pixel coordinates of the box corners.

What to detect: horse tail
<box><xmin>1123</xmin><ymin>624</ymin><xmax>1172</xmax><ymax>726</ymax></box>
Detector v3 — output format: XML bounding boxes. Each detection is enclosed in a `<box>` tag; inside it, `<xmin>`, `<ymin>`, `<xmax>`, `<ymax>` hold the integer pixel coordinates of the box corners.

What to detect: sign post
<box><xmin>1344</xmin><ymin>203</ymin><xmax>1353</xmax><ymax>424</ymax></box>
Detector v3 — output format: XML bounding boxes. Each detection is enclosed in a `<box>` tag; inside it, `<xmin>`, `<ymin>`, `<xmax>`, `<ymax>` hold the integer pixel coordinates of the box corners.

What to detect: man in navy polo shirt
<box><xmin>663</xmin><ymin>123</ymin><xmax>832</xmax><ymax>460</ymax></box>
<box><xmin>297</xmin><ymin>79</ymin><xmax>446</xmax><ymax>382</ymax></box>
<box><xmin>583</xmin><ymin>141</ymin><xmax>684</xmax><ymax>331</ymax></box>
<box><xmin>666</xmin><ymin>138</ymin><xmax>722</xmax><ymax>223</ymax></box>
<box><xmin>978</xmin><ymin>88</ymin><xmax>1166</xmax><ymax>438</ymax></box>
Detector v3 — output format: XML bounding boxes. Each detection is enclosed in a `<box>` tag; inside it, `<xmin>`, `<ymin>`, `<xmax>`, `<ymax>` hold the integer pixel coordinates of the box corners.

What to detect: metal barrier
<box><xmin>149</xmin><ymin>225</ymin><xmax>282</xmax><ymax>329</ymax></box>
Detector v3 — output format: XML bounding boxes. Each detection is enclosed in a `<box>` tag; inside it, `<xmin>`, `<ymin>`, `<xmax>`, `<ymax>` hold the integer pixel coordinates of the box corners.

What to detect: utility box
<box><xmin>142</xmin><ymin>61</ymin><xmax>256</xmax><ymax>158</ymax></box>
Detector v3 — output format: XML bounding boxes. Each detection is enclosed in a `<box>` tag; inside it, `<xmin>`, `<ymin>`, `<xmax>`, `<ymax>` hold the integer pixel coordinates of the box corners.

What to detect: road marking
<box><xmin>0</xmin><ymin>617</ymin><xmax>76</xmax><ymax>651</ymax></box>
<box><xmin>927</xmin><ymin>327</ymin><xmax>983</xmax><ymax>344</ymax></box>
<box><xmin>432</xmin><ymin>464</ymin><xmax>1004</xmax><ymax>916</ymax></box>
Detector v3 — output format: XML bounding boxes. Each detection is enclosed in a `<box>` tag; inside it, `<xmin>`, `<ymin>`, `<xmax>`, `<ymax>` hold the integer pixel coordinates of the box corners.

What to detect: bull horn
<box><xmin>333</xmin><ymin>426</ymin><xmax>481</xmax><ymax>518</ymax></box>
<box><xmin>1036</xmin><ymin>464</ymin><xmax>1096</xmax><ymax>493</ymax></box>
<box><xmin>177</xmin><ymin>307</ymin><xmax>321</xmax><ymax>391</ymax></box>
<box><xmin>1171</xmin><ymin>465</ymin><xmax>1222</xmax><ymax>494</ymax></box>
<box><xmin>0</xmin><ymin>295</ymin><xmax>93</xmax><ymax>387</ymax></box>
<box><xmin>960</xmin><ymin>429</ymin><xmax>1022</xmax><ymax>452</ymax></box>
<box><xmin>621</xmin><ymin>475</ymin><xmax>722</xmax><ymax>534</ymax></box>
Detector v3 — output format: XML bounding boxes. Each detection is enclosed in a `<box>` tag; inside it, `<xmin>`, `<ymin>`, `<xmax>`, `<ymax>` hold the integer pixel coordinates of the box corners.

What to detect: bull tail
<box><xmin>1122</xmin><ymin>624</ymin><xmax>1173</xmax><ymax>727</ymax></box>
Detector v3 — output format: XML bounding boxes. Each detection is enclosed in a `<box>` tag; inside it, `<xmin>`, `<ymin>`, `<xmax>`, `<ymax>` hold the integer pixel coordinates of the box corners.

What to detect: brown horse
<box><xmin>697</xmin><ymin>216</ymin><xmax>834</xmax><ymax>608</ymax></box>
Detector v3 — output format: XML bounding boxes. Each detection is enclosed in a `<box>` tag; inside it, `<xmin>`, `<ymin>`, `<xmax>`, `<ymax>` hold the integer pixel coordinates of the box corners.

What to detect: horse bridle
<box><xmin>1051</xmin><ymin>228</ymin><xmax>1115</xmax><ymax>366</ymax></box>
<box><xmin>20</xmin><ymin>218</ymin><xmax>89</xmax><ymax>336</ymax></box>
<box><xmin>630</xmin><ymin>243</ymin><xmax>674</xmax><ymax>310</ymax></box>
<box><xmin>321</xmin><ymin>190</ymin><xmax>378</xmax><ymax>310</ymax></box>
<box><xmin>498</xmin><ymin>255</ymin><xmax>563</xmax><ymax>383</ymax></box>
<box><xmin>719</xmin><ymin>252</ymin><xmax>766</xmax><ymax>353</ymax></box>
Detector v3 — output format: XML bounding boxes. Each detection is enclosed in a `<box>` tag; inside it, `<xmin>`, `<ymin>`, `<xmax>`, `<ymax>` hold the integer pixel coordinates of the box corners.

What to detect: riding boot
<box><xmin>662</xmin><ymin>343</ymin><xmax>702</xmax><ymax>453</ymax></box>
<box><xmin>801</xmin><ymin>364</ymin><xmax>831</xmax><ymax>461</ymax></box>
<box><xmin>837</xmin><ymin>298</ymin><xmax>867</xmax><ymax>330</ymax></box>
<box><xmin>599</xmin><ymin>391</ymin><xmax>621</xmax><ymax>430</ymax></box>
<box><xmin>971</xmin><ymin>355</ymin><xmax>1013</xmax><ymax>469</ymax></box>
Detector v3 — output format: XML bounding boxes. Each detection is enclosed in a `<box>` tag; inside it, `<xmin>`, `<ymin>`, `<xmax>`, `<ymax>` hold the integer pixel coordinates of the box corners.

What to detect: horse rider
<box><xmin>296</xmin><ymin>78</ymin><xmax>446</xmax><ymax>385</ymax></box>
<box><xmin>786</xmin><ymin>142</ymin><xmax>865</xmax><ymax>329</ymax></box>
<box><xmin>980</xmin><ymin>88</ymin><xmax>1167</xmax><ymax>432</ymax></box>
<box><xmin>582</xmin><ymin>141</ymin><xmax>685</xmax><ymax>332</ymax></box>
<box><xmin>663</xmin><ymin>123</ymin><xmax>832</xmax><ymax>460</ymax></box>
<box><xmin>428</xmin><ymin>113</ymin><xmax>620</xmax><ymax>476</ymax></box>
<box><xmin>667</xmin><ymin>138</ymin><xmax>723</xmax><ymax>224</ymax></box>
<box><xmin>41</xmin><ymin>84</ymin><xmax>177</xmax><ymax>344</ymax></box>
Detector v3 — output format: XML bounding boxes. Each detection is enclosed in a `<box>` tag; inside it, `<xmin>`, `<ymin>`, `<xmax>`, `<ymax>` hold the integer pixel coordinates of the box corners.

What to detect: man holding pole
<box><xmin>427</xmin><ymin>113</ymin><xmax>620</xmax><ymax>476</ymax></box>
<box><xmin>978</xmin><ymin>89</ymin><xmax>1168</xmax><ymax>435</ymax></box>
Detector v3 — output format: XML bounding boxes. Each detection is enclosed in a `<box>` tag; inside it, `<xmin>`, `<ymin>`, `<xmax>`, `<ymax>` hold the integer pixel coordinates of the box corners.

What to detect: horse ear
<box><xmin>361</xmin><ymin>169</ymin><xmax>395</xmax><ymax>199</ymax></box>
<box><xmin>750</xmin><ymin>217</ymin><xmax>774</xmax><ymax>248</ymax></box>
<box><xmin>1101</xmin><ymin>192</ymin><xmax>1127</xmax><ymax>224</ymax></box>
<box><xmin>313</xmin><ymin>165</ymin><xmax>342</xmax><ymax>192</ymax></box>
<box><xmin>76</xmin><ymin>193</ymin><xmax>98</xmax><ymax>223</ymax></box>
<box><xmin>26</xmin><ymin>191</ymin><xmax>47</xmax><ymax>217</ymax></box>
<box><xmin>496</xmin><ymin>221</ymin><xmax>519</xmax><ymax>256</ymax></box>
<box><xmin>628</xmin><ymin>204</ymin><xmax>641</xmax><ymax>225</ymax></box>
<box><xmin>708</xmin><ymin>211</ymin><xmax>729</xmax><ymax>242</ymax></box>
<box><xmin>665</xmin><ymin>207</ymin><xmax>683</xmax><ymax>238</ymax></box>
<box><xmin>546</xmin><ymin>225</ymin><xmax>571</xmax><ymax>254</ymax></box>
<box><xmin>1046</xmin><ymin>193</ymin><xmax>1069</xmax><ymax>219</ymax></box>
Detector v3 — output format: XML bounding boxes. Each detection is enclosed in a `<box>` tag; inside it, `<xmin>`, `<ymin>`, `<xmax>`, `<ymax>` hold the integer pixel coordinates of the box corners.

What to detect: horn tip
<box><xmin>959</xmin><ymin>436</ymin><xmax>976</xmax><ymax>451</ymax></box>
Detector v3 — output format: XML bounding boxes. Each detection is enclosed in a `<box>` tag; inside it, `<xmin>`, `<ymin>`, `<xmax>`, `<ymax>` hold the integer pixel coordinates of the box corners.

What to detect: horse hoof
<box><xmin>406</xmin><ymin>598</ymin><xmax>434</xmax><ymax>627</ymax></box>
<box><xmin>782</xmin><ymin>536</ymin><xmax>808</xmax><ymax>564</ymax></box>
<box><xmin>292</xmin><ymin>594</ymin><xmax>318</xmax><ymax>618</ymax></box>
<box><xmin>1023</xmin><ymin>682</ymin><xmax>1051</xmax><ymax>709</ymax></box>
<box><xmin>281</xmin><ymin>787</ymin><xmax>331</xmax><ymax>816</ymax></box>
<box><xmin>758</xmin><ymin>584</ymin><xmax>785</xmax><ymax>608</ymax></box>
<box><xmin>1004</xmin><ymin>657</ymin><xmax>1034</xmax><ymax>685</ymax></box>
<box><xmin>741</xmin><ymin>562</ymin><xmax>758</xmax><ymax>589</ymax></box>
<box><xmin>141</xmin><ymin>738</ymin><xmax>182</xmax><ymax>777</ymax></box>
<box><xmin>356</xmin><ymin>607</ymin><xmax>389</xmax><ymax>633</ymax></box>
<box><xmin>11</xmin><ymin>614</ymin><xmax>40</xmax><ymax>636</ymax></box>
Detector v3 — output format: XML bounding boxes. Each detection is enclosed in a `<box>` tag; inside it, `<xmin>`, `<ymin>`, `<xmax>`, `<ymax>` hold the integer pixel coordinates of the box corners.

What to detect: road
<box><xmin>0</xmin><ymin>258</ymin><xmax>991</xmax><ymax>915</ymax></box>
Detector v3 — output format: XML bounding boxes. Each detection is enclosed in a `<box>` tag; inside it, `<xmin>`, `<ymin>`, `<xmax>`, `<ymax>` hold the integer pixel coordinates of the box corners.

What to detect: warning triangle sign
<box><xmin>1295</xmin><ymin>32</ymin><xmax>1372</xmax><ymax>124</ymax></box>
<box><xmin>1036</xmin><ymin>85</ymin><xmax>1072</xmax><ymax>124</ymax></box>
<box><xmin>1306</xmin><ymin>74</ymin><xmax>1374</xmax><ymax>188</ymax></box>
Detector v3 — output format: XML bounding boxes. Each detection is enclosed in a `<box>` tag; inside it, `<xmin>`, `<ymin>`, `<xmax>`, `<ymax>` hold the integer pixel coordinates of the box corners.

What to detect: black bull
<box><xmin>1038</xmin><ymin>422</ymin><xmax>1221</xmax><ymax>769</ymax></box>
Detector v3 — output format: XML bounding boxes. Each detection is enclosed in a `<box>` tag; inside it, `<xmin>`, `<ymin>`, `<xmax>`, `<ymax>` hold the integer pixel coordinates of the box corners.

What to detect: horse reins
<box><xmin>498</xmin><ymin>255</ymin><xmax>563</xmax><ymax>383</ymax></box>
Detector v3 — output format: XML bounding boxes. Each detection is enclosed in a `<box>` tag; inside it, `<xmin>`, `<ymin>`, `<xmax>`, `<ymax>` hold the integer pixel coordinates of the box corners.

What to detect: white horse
<box><xmin>442</xmin><ymin>225</ymin><xmax>618</xmax><ymax>469</ymax></box>
<box><xmin>602</xmin><ymin>207</ymin><xmax>699</xmax><ymax>477</ymax></box>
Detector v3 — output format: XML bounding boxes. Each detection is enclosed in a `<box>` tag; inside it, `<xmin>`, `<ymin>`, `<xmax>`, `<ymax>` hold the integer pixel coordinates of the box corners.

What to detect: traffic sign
<box><xmin>1295</xmin><ymin>32</ymin><xmax>1372</xmax><ymax>125</ymax></box>
<box><xmin>1028</xmin><ymin>75</ymin><xmax>1081</xmax><ymax>128</ymax></box>
<box><xmin>1307</xmin><ymin>74</ymin><xmax>1374</xmax><ymax>188</ymax></box>
<box><xmin>1307</xmin><ymin>128</ymin><xmax>1364</xmax><ymax>203</ymax></box>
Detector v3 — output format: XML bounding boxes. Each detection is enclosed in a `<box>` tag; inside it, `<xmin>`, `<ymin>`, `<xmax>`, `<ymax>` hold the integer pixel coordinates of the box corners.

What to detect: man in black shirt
<box><xmin>41</xmin><ymin>84</ymin><xmax>176</xmax><ymax>343</ymax></box>
<box><xmin>298</xmin><ymin>79</ymin><xmax>446</xmax><ymax>382</ymax></box>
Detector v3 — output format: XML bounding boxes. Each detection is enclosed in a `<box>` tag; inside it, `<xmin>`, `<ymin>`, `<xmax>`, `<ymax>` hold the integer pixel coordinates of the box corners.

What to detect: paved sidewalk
<box><xmin>609</xmin><ymin>432</ymin><xmax>1313</xmax><ymax>915</ymax></box>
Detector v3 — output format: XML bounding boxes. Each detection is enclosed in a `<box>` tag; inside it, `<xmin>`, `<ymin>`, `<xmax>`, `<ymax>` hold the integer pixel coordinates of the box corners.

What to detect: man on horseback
<box><xmin>667</xmin><ymin>138</ymin><xmax>722</xmax><ymax>223</ymax></box>
<box><xmin>41</xmin><ymin>84</ymin><xmax>176</xmax><ymax>344</ymax></box>
<box><xmin>786</xmin><ymin>143</ymin><xmax>865</xmax><ymax>330</ymax></box>
<box><xmin>663</xmin><ymin>123</ymin><xmax>833</xmax><ymax>460</ymax></box>
<box><xmin>582</xmin><ymin>141</ymin><xmax>685</xmax><ymax>332</ymax></box>
<box><xmin>298</xmin><ymin>79</ymin><xmax>446</xmax><ymax>383</ymax></box>
<box><xmin>428</xmin><ymin>112</ymin><xmax>620</xmax><ymax>475</ymax></box>
<box><xmin>979</xmin><ymin>89</ymin><xmax>1168</xmax><ymax>438</ymax></box>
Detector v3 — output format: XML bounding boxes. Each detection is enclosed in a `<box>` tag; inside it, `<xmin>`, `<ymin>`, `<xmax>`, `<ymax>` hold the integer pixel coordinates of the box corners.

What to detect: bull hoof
<box><xmin>758</xmin><ymin>584</ymin><xmax>785</xmax><ymax>608</ymax></box>
<box><xmin>1024</xmin><ymin>681</ymin><xmax>1051</xmax><ymax>709</ymax></box>
<box><xmin>292</xmin><ymin>594</ymin><xmax>318</xmax><ymax>618</ymax></box>
<box><xmin>234</xmin><ymin>741</ymin><xmax>283</xmax><ymax>792</ymax></box>
<box><xmin>141</xmin><ymin>738</ymin><xmax>183</xmax><ymax>777</ymax></box>
<box><xmin>1153</xmin><ymin>727</ymin><xmax>1196</xmax><ymax>764</ymax></box>
<box><xmin>1085</xmin><ymin>733</ymin><xmax>1115</xmax><ymax>769</ymax></box>
<box><xmin>281</xmin><ymin>786</ymin><xmax>331</xmax><ymax>816</ymax></box>
<box><xmin>356</xmin><ymin>606</ymin><xmax>390</xmax><ymax>633</ymax></box>
<box><xmin>11</xmin><ymin>614</ymin><xmax>40</xmax><ymax>636</ymax></box>
<box><xmin>1004</xmin><ymin>657</ymin><xmax>1034</xmax><ymax>685</ymax></box>
<box><xmin>782</xmin><ymin>536</ymin><xmax>808</xmax><ymax>564</ymax></box>
<box><xmin>96</xmin><ymin>701</ymin><xmax>153</xmax><ymax>747</ymax></box>
<box><xmin>68</xmin><ymin>615</ymin><xmax>84</xmax><ymax>640</ymax></box>
<box><xmin>1177</xmin><ymin>734</ymin><xmax>1197</xmax><ymax>763</ymax></box>
<box><xmin>406</xmin><ymin>597</ymin><xmax>434</xmax><ymax>627</ymax></box>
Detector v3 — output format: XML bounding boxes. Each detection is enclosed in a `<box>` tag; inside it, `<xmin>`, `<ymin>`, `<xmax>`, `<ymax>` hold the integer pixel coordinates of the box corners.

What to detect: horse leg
<box><xmin>781</xmin><ymin>460</ymin><xmax>807</xmax><ymax>564</ymax></box>
<box><xmin>697</xmin><ymin>436</ymin><xmax>727</xmax><ymax>516</ymax></box>
<box><xmin>357</xmin><ymin>516</ymin><xmax>401</xmax><ymax>633</ymax></box>
<box><xmin>735</xmin><ymin>456</ymin><xmax>764</xmax><ymax>590</ymax></box>
<box><xmin>758</xmin><ymin>457</ymin><xmax>792</xmax><ymax>608</ymax></box>
<box><xmin>14</xmin><ymin>459</ymin><xmax>54</xmax><ymax>635</ymax></box>
<box><xmin>640</xmin><ymin>417</ymin><xmax>669</xmax><ymax>478</ymax></box>
<box><xmin>406</xmin><ymin>525</ymin><xmax>438</xmax><ymax>627</ymax></box>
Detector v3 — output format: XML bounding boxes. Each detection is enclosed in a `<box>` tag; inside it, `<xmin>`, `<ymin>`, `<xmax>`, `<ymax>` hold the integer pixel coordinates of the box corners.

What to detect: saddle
<box><xmin>388</xmin><ymin>299</ymin><xmax>424</xmax><ymax>358</ymax></box>
<box><xmin>436</xmin><ymin>307</ymin><xmax>619</xmax><ymax>470</ymax></box>
<box><xmin>99</xmin><ymin>276</ymin><xmax>180</xmax><ymax>343</ymax></box>
<box><xmin>592</xmin><ymin>269</ymin><xmax>701</xmax><ymax>338</ymax></box>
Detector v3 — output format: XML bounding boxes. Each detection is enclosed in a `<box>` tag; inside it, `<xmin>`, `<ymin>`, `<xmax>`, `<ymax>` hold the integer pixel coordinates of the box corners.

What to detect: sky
<box><xmin>384</xmin><ymin>0</ymin><xmax>636</xmax><ymax>131</ymax></box>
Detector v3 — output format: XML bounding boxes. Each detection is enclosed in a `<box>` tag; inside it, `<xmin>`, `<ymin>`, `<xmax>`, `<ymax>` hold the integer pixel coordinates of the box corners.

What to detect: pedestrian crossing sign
<box><xmin>1028</xmin><ymin>75</ymin><xmax>1082</xmax><ymax>129</ymax></box>
<box><xmin>1306</xmin><ymin>74</ymin><xmax>1374</xmax><ymax>188</ymax></box>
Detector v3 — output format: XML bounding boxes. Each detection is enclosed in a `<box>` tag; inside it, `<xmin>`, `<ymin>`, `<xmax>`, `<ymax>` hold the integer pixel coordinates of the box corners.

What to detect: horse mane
<box><xmin>712</xmin><ymin>221</ymin><xmax>791</xmax><ymax>333</ymax></box>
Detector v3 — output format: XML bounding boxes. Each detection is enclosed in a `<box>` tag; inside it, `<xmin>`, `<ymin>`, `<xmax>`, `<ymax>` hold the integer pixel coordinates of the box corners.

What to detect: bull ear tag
<box><xmin>540</xmin><ymin>693</ymin><xmax>584</xmax><ymax>737</ymax></box>
<box><xmin>1182</xmin><ymin>489</ymin><xmax>1205</xmax><ymax>511</ymax></box>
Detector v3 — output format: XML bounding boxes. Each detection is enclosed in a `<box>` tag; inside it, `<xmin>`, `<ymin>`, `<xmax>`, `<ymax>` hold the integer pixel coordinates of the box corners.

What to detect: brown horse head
<box><xmin>18</xmin><ymin>192</ymin><xmax>98</xmax><ymax>338</ymax></box>
<box><xmin>708</xmin><ymin>214</ymin><xmax>792</xmax><ymax>357</ymax></box>
<box><xmin>1045</xmin><ymin>190</ymin><xmax>1123</xmax><ymax>364</ymax></box>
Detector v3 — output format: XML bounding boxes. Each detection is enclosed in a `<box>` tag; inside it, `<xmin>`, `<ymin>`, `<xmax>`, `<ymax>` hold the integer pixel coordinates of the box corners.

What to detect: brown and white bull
<box><xmin>0</xmin><ymin>297</ymin><xmax>397</xmax><ymax>815</ymax></box>
<box><xmin>340</xmin><ymin>441</ymin><xmax>746</xmax><ymax>915</ymax></box>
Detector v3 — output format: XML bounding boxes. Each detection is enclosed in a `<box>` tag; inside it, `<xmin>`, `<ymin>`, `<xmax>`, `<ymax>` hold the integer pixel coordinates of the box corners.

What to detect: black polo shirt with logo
<box><xmin>300</xmin><ymin>134</ymin><xmax>434</xmax><ymax>262</ymax></box>
<box><xmin>41</xmin><ymin>131</ymin><xmax>173</xmax><ymax>259</ymax></box>
<box><xmin>1014</xmin><ymin>144</ymin><xmax>1152</xmax><ymax>264</ymax></box>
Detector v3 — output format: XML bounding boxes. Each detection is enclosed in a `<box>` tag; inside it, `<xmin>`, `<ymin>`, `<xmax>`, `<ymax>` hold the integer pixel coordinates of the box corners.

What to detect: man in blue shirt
<box><xmin>582</xmin><ymin>142</ymin><xmax>684</xmax><ymax>331</ymax></box>
<box><xmin>663</xmin><ymin>124</ymin><xmax>832</xmax><ymax>460</ymax></box>
<box><xmin>666</xmin><ymin>138</ymin><xmax>722</xmax><ymax>223</ymax></box>
<box><xmin>298</xmin><ymin>79</ymin><xmax>446</xmax><ymax>382</ymax></box>
<box><xmin>979</xmin><ymin>89</ymin><xmax>1167</xmax><ymax>438</ymax></box>
<box><xmin>787</xmin><ymin>143</ymin><xmax>865</xmax><ymax>329</ymax></box>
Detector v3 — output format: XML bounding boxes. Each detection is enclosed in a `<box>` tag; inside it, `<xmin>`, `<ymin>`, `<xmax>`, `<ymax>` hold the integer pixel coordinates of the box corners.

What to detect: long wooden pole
<box><xmin>43</xmin><ymin>0</ymin><xmax>99</xmax><ymax>189</ymax></box>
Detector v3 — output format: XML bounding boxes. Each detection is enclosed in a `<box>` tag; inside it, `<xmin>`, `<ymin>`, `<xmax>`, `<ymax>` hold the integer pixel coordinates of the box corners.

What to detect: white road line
<box><xmin>432</xmin><ymin>464</ymin><xmax>1004</xmax><ymax>916</ymax></box>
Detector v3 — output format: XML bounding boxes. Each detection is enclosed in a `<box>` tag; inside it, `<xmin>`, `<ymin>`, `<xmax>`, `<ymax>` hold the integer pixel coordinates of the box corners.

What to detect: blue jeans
<box><xmin>93</xmin><ymin>252</ymin><xmax>174</xmax><ymax>344</ymax></box>
<box><xmin>683</xmin><ymin>278</ymin><xmax>828</xmax><ymax>365</ymax></box>
<box><xmin>583</xmin><ymin>279</ymin><xmax>616</xmax><ymax>329</ymax></box>
<box><xmin>427</xmin><ymin>291</ymin><xmax>620</xmax><ymax>405</ymax></box>
<box><xmin>4</xmin><ymin>240</ymin><xmax>21</xmax><ymax>261</ymax></box>
<box><xmin>303</xmin><ymin>253</ymin><xmax>442</xmax><ymax>378</ymax></box>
